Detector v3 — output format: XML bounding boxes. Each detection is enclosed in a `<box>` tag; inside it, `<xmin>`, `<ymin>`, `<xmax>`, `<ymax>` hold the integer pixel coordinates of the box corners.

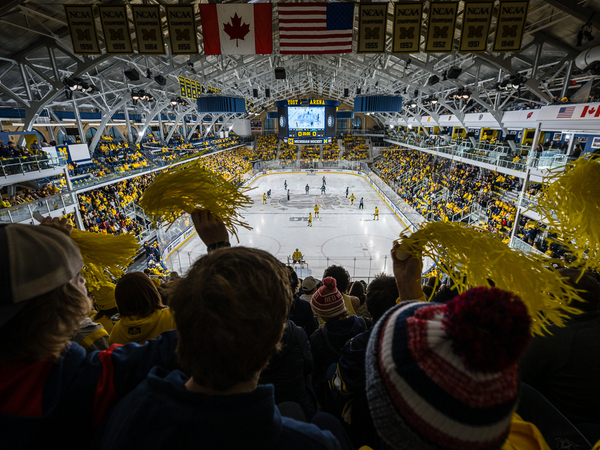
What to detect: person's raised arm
<box><xmin>391</xmin><ymin>241</ymin><xmax>425</xmax><ymax>302</ymax></box>
<box><xmin>191</xmin><ymin>209</ymin><xmax>230</xmax><ymax>252</ymax></box>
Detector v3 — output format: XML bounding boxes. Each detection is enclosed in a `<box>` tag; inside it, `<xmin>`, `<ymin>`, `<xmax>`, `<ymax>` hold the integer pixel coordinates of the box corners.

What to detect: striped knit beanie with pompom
<box><xmin>310</xmin><ymin>276</ymin><xmax>346</xmax><ymax>319</ymax></box>
<box><xmin>365</xmin><ymin>287</ymin><xmax>532</xmax><ymax>450</ymax></box>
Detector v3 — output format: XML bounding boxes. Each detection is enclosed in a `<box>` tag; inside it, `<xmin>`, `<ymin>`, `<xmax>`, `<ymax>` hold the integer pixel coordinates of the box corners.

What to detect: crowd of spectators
<box><xmin>3</xmin><ymin>211</ymin><xmax>598</xmax><ymax>450</ymax></box>
<box><xmin>0</xmin><ymin>139</ymin><xmax>53</xmax><ymax>174</ymax></box>
<box><xmin>279</xmin><ymin>141</ymin><xmax>298</xmax><ymax>160</ymax></box>
<box><xmin>77</xmin><ymin>147</ymin><xmax>254</xmax><ymax>238</ymax></box>
<box><xmin>196</xmin><ymin>148</ymin><xmax>252</xmax><ymax>182</ymax></box>
<box><xmin>144</xmin><ymin>143</ymin><xmax>199</xmax><ymax>165</ymax></box>
<box><xmin>322</xmin><ymin>142</ymin><xmax>340</xmax><ymax>161</ymax></box>
<box><xmin>373</xmin><ymin>148</ymin><xmax>524</xmax><ymax>236</ymax></box>
<box><xmin>300</xmin><ymin>145</ymin><xmax>320</xmax><ymax>160</ymax></box>
<box><xmin>188</xmin><ymin>133</ymin><xmax>241</xmax><ymax>153</ymax></box>
<box><xmin>78</xmin><ymin>173</ymin><xmax>155</xmax><ymax>236</ymax></box>
<box><xmin>0</xmin><ymin>183</ymin><xmax>62</xmax><ymax>209</ymax></box>
<box><xmin>342</xmin><ymin>136</ymin><xmax>369</xmax><ymax>160</ymax></box>
<box><xmin>255</xmin><ymin>134</ymin><xmax>278</xmax><ymax>160</ymax></box>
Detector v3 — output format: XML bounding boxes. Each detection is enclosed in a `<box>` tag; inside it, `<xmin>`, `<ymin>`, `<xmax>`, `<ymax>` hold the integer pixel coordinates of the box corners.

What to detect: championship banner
<box><xmin>179</xmin><ymin>77</ymin><xmax>203</xmax><ymax>99</ymax></box>
<box><xmin>64</xmin><ymin>5</ymin><xmax>101</xmax><ymax>55</ymax></box>
<box><xmin>131</xmin><ymin>5</ymin><xmax>166</xmax><ymax>55</ymax></box>
<box><xmin>458</xmin><ymin>2</ymin><xmax>493</xmax><ymax>53</ymax></box>
<box><xmin>392</xmin><ymin>2</ymin><xmax>423</xmax><ymax>54</ymax></box>
<box><xmin>98</xmin><ymin>5</ymin><xmax>134</xmax><ymax>54</ymax></box>
<box><xmin>165</xmin><ymin>5</ymin><xmax>199</xmax><ymax>55</ymax></box>
<box><xmin>424</xmin><ymin>2</ymin><xmax>458</xmax><ymax>53</ymax></box>
<box><xmin>357</xmin><ymin>3</ymin><xmax>388</xmax><ymax>54</ymax></box>
<box><xmin>492</xmin><ymin>0</ymin><xmax>529</xmax><ymax>52</ymax></box>
<box><xmin>179</xmin><ymin>76</ymin><xmax>187</xmax><ymax>98</ymax></box>
<box><xmin>184</xmin><ymin>78</ymin><xmax>193</xmax><ymax>98</ymax></box>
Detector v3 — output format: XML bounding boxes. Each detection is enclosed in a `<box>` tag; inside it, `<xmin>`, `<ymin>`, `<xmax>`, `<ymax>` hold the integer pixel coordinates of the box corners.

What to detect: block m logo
<box><xmin>109</xmin><ymin>28</ymin><xmax>125</xmax><ymax>40</ymax></box>
<box><xmin>365</xmin><ymin>27</ymin><xmax>379</xmax><ymax>39</ymax></box>
<box><xmin>76</xmin><ymin>29</ymin><xmax>92</xmax><ymax>41</ymax></box>
<box><xmin>502</xmin><ymin>25</ymin><xmax>517</xmax><ymax>37</ymax></box>
<box><xmin>433</xmin><ymin>26</ymin><xmax>448</xmax><ymax>38</ymax></box>
<box><xmin>175</xmin><ymin>29</ymin><xmax>190</xmax><ymax>41</ymax></box>
<box><xmin>468</xmin><ymin>26</ymin><xmax>483</xmax><ymax>38</ymax></box>
<box><xmin>399</xmin><ymin>27</ymin><xmax>414</xmax><ymax>39</ymax></box>
<box><xmin>142</xmin><ymin>29</ymin><xmax>156</xmax><ymax>41</ymax></box>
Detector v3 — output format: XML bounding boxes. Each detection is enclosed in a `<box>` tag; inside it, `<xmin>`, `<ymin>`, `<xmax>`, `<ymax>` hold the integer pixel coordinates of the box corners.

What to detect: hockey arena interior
<box><xmin>1</xmin><ymin>1</ymin><xmax>600</xmax><ymax>449</ymax></box>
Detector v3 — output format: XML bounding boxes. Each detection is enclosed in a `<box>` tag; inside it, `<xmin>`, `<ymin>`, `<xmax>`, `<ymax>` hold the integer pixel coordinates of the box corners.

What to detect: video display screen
<box><xmin>288</xmin><ymin>107</ymin><xmax>325</xmax><ymax>130</ymax></box>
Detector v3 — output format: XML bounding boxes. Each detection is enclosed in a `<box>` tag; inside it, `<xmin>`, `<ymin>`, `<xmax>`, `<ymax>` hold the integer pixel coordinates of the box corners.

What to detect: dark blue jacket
<box><xmin>331</xmin><ymin>329</ymin><xmax>378</xmax><ymax>449</ymax></box>
<box><xmin>259</xmin><ymin>321</ymin><xmax>317</xmax><ymax>419</ymax></box>
<box><xmin>91</xmin><ymin>367</ymin><xmax>341</xmax><ymax>450</ymax></box>
<box><xmin>0</xmin><ymin>330</ymin><xmax>178</xmax><ymax>450</ymax></box>
<box><xmin>310</xmin><ymin>316</ymin><xmax>368</xmax><ymax>406</ymax></box>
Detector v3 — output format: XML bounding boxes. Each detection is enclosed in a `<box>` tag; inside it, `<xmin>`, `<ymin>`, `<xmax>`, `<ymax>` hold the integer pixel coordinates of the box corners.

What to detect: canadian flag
<box><xmin>580</xmin><ymin>105</ymin><xmax>600</xmax><ymax>118</ymax></box>
<box><xmin>199</xmin><ymin>4</ymin><xmax>272</xmax><ymax>55</ymax></box>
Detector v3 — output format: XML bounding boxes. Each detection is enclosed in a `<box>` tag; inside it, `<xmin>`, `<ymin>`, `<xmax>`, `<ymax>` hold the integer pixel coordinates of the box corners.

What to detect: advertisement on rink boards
<box><xmin>357</xmin><ymin>3</ymin><xmax>388</xmax><ymax>54</ymax></box>
<box><xmin>98</xmin><ymin>5</ymin><xmax>134</xmax><ymax>54</ymax></box>
<box><xmin>165</xmin><ymin>5</ymin><xmax>199</xmax><ymax>55</ymax></box>
<box><xmin>424</xmin><ymin>2</ymin><xmax>458</xmax><ymax>53</ymax></box>
<box><xmin>131</xmin><ymin>5</ymin><xmax>166</xmax><ymax>55</ymax></box>
<box><xmin>64</xmin><ymin>5</ymin><xmax>101</xmax><ymax>55</ymax></box>
<box><xmin>392</xmin><ymin>2</ymin><xmax>423</xmax><ymax>54</ymax></box>
<box><xmin>458</xmin><ymin>2</ymin><xmax>494</xmax><ymax>53</ymax></box>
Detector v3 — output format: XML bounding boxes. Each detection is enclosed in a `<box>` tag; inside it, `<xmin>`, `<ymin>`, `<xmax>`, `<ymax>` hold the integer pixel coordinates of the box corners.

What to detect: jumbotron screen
<box><xmin>288</xmin><ymin>106</ymin><xmax>325</xmax><ymax>131</ymax></box>
<box><xmin>276</xmin><ymin>99</ymin><xmax>339</xmax><ymax>144</ymax></box>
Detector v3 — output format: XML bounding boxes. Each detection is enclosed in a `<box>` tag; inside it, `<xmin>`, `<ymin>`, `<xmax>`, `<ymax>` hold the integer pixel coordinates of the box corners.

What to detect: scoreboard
<box><xmin>276</xmin><ymin>99</ymin><xmax>339</xmax><ymax>144</ymax></box>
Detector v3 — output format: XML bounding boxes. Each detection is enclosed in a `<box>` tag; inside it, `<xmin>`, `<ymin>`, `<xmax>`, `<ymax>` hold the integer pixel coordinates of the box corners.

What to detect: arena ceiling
<box><xmin>0</xmin><ymin>0</ymin><xmax>599</xmax><ymax>133</ymax></box>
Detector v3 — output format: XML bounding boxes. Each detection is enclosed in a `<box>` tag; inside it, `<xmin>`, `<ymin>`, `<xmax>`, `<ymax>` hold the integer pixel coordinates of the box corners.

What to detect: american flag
<box><xmin>557</xmin><ymin>106</ymin><xmax>575</xmax><ymax>119</ymax></box>
<box><xmin>278</xmin><ymin>3</ymin><xmax>354</xmax><ymax>54</ymax></box>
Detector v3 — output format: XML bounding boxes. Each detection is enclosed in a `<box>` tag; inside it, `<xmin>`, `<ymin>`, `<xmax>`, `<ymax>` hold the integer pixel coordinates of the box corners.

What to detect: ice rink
<box><xmin>167</xmin><ymin>172</ymin><xmax>417</xmax><ymax>282</ymax></box>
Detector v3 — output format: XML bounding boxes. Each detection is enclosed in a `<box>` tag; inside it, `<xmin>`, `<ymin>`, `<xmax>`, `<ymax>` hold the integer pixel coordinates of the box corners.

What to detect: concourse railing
<box><xmin>0</xmin><ymin>190</ymin><xmax>77</xmax><ymax>224</ymax></box>
<box><xmin>0</xmin><ymin>153</ymin><xmax>67</xmax><ymax>177</ymax></box>
<box><xmin>384</xmin><ymin>135</ymin><xmax>571</xmax><ymax>173</ymax></box>
<box><xmin>510</xmin><ymin>236</ymin><xmax>547</xmax><ymax>257</ymax></box>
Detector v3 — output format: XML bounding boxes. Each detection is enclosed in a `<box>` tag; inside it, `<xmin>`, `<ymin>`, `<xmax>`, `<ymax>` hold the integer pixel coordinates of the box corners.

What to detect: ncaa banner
<box><xmin>165</xmin><ymin>5</ymin><xmax>199</xmax><ymax>55</ymax></box>
<box><xmin>179</xmin><ymin>77</ymin><xmax>203</xmax><ymax>99</ymax></box>
<box><xmin>131</xmin><ymin>5</ymin><xmax>166</xmax><ymax>55</ymax></box>
<box><xmin>185</xmin><ymin>78</ymin><xmax>193</xmax><ymax>98</ymax></box>
<box><xmin>458</xmin><ymin>2</ymin><xmax>493</xmax><ymax>53</ymax></box>
<box><xmin>424</xmin><ymin>2</ymin><xmax>458</xmax><ymax>53</ymax></box>
<box><xmin>357</xmin><ymin>3</ymin><xmax>388</xmax><ymax>54</ymax></box>
<box><xmin>492</xmin><ymin>1</ymin><xmax>529</xmax><ymax>52</ymax></box>
<box><xmin>179</xmin><ymin>76</ymin><xmax>187</xmax><ymax>98</ymax></box>
<box><xmin>392</xmin><ymin>2</ymin><xmax>423</xmax><ymax>54</ymax></box>
<box><xmin>64</xmin><ymin>5</ymin><xmax>101</xmax><ymax>55</ymax></box>
<box><xmin>98</xmin><ymin>5</ymin><xmax>133</xmax><ymax>54</ymax></box>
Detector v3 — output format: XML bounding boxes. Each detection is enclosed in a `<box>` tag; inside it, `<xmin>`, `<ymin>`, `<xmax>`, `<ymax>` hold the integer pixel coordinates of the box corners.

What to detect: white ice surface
<box><xmin>167</xmin><ymin>172</ymin><xmax>431</xmax><ymax>282</ymax></box>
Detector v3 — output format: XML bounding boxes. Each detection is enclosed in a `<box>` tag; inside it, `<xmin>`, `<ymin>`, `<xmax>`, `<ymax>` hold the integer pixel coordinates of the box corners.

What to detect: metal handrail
<box><xmin>0</xmin><ymin>191</ymin><xmax>77</xmax><ymax>223</ymax></box>
<box><xmin>0</xmin><ymin>152</ymin><xmax>67</xmax><ymax>177</ymax></box>
<box><xmin>385</xmin><ymin>138</ymin><xmax>535</xmax><ymax>172</ymax></box>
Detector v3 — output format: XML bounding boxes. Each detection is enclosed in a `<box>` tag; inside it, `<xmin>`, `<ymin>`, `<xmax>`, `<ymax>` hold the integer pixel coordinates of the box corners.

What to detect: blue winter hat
<box><xmin>365</xmin><ymin>287</ymin><xmax>532</xmax><ymax>450</ymax></box>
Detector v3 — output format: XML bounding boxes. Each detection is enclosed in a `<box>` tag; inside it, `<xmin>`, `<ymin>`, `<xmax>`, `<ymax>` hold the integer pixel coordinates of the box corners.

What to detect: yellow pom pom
<box><xmin>139</xmin><ymin>160</ymin><xmax>253</xmax><ymax>241</ymax></box>
<box><xmin>396</xmin><ymin>221</ymin><xmax>583</xmax><ymax>335</ymax></box>
<box><xmin>532</xmin><ymin>157</ymin><xmax>600</xmax><ymax>273</ymax></box>
<box><xmin>70</xmin><ymin>229</ymin><xmax>139</xmax><ymax>290</ymax></box>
